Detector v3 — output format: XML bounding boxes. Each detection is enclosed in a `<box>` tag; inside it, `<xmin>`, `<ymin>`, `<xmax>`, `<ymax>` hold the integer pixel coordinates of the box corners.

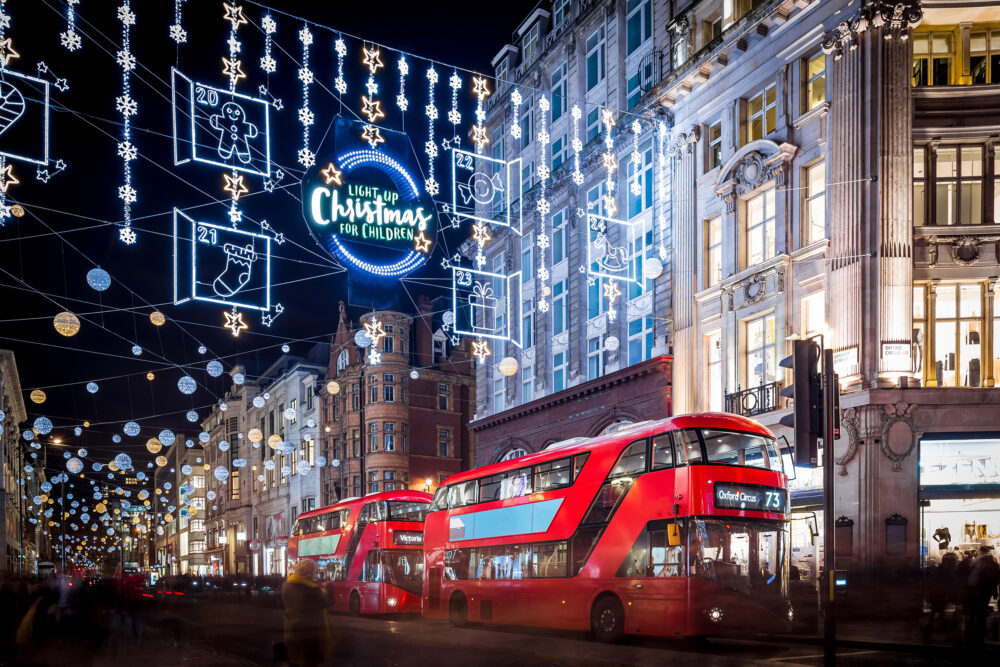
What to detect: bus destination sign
<box><xmin>714</xmin><ymin>482</ymin><xmax>787</xmax><ymax>513</ymax></box>
<box><xmin>393</xmin><ymin>530</ymin><xmax>424</xmax><ymax>546</ymax></box>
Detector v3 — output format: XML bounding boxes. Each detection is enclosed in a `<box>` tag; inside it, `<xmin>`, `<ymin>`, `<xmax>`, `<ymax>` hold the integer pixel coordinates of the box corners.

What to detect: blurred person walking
<box><xmin>281</xmin><ymin>559</ymin><xmax>333</xmax><ymax>667</ymax></box>
<box><xmin>965</xmin><ymin>547</ymin><xmax>1000</xmax><ymax>646</ymax></box>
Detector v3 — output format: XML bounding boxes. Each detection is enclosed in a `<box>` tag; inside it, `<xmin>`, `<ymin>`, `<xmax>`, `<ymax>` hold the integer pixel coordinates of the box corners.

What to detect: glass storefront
<box><xmin>919</xmin><ymin>434</ymin><xmax>1000</xmax><ymax>566</ymax></box>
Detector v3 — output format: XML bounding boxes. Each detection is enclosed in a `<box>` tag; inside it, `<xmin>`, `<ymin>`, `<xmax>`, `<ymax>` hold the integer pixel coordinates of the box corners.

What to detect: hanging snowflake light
<box><xmin>60</xmin><ymin>0</ymin><xmax>82</xmax><ymax>51</ymax></box>
<box><xmin>630</xmin><ymin>120</ymin><xmax>642</xmax><ymax>197</ymax></box>
<box><xmin>116</xmin><ymin>1</ymin><xmax>137</xmax><ymax>245</ymax></box>
<box><xmin>169</xmin><ymin>0</ymin><xmax>187</xmax><ymax>44</ymax></box>
<box><xmin>297</xmin><ymin>26</ymin><xmax>314</xmax><ymax>167</ymax></box>
<box><xmin>396</xmin><ymin>55</ymin><xmax>408</xmax><ymax>111</ymax></box>
<box><xmin>571</xmin><ymin>105</ymin><xmax>584</xmax><ymax>186</ymax></box>
<box><xmin>510</xmin><ymin>88</ymin><xmax>522</xmax><ymax>141</ymax></box>
<box><xmin>259</xmin><ymin>13</ymin><xmax>276</xmax><ymax>73</ymax></box>
<box><xmin>333</xmin><ymin>36</ymin><xmax>347</xmax><ymax>95</ymax></box>
<box><xmin>424</xmin><ymin>66</ymin><xmax>439</xmax><ymax>196</ymax></box>
<box><xmin>535</xmin><ymin>96</ymin><xmax>552</xmax><ymax>314</ymax></box>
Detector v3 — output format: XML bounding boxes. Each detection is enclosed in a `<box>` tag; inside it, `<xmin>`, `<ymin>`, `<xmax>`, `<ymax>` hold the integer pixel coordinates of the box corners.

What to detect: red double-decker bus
<box><xmin>288</xmin><ymin>490</ymin><xmax>431</xmax><ymax>615</ymax></box>
<box><xmin>422</xmin><ymin>413</ymin><xmax>791</xmax><ymax>641</ymax></box>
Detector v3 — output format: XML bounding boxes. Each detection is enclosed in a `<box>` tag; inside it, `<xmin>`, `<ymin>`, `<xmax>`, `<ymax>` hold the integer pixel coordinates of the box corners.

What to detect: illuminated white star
<box><xmin>472</xmin><ymin>76</ymin><xmax>491</xmax><ymax>99</ymax></box>
<box><xmin>364</xmin><ymin>318</ymin><xmax>386</xmax><ymax>349</ymax></box>
<box><xmin>363</xmin><ymin>46</ymin><xmax>383</xmax><ymax>74</ymax></box>
<box><xmin>360</xmin><ymin>124</ymin><xmax>385</xmax><ymax>149</ymax></box>
<box><xmin>223</xmin><ymin>3</ymin><xmax>248</xmax><ymax>30</ymax></box>
<box><xmin>222</xmin><ymin>57</ymin><xmax>246</xmax><ymax>85</ymax></box>
<box><xmin>472</xmin><ymin>223</ymin><xmax>491</xmax><ymax>246</ymax></box>
<box><xmin>472</xmin><ymin>340</ymin><xmax>491</xmax><ymax>364</ymax></box>
<box><xmin>603</xmin><ymin>280</ymin><xmax>621</xmax><ymax>301</ymax></box>
<box><xmin>223</xmin><ymin>173</ymin><xmax>248</xmax><ymax>200</ymax></box>
<box><xmin>224</xmin><ymin>310</ymin><xmax>248</xmax><ymax>337</ymax></box>
<box><xmin>320</xmin><ymin>163</ymin><xmax>342</xmax><ymax>186</ymax></box>
<box><xmin>0</xmin><ymin>164</ymin><xmax>18</xmax><ymax>193</ymax></box>
<box><xmin>414</xmin><ymin>231</ymin><xmax>432</xmax><ymax>253</ymax></box>
<box><xmin>361</xmin><ymin>96</ymin><xmax>384</xmax><ymax>123</ymax></box>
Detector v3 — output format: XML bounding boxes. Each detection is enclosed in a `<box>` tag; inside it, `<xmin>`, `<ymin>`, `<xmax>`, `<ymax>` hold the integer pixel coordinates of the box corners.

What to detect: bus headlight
<box><xmin>706</xmin><ymin>606</ymin><xmax>724</xmax><ymax>623</ymax></box>
<box><xmin>387</xmin><ymin>597</ymin><xmax>398</xmax><ymax>608</ymax></box>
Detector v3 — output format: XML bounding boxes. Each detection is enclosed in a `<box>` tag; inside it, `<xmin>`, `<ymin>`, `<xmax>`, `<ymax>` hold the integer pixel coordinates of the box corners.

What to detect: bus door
<box><xmin>618</xmin><ymin>520</ymin><xmax>687</xmax><ymax>635</ymax></box>
<box><xmin>360</xmin><ymin>550</ymin><xmax>383</xmax><ymax>612</ymax></box>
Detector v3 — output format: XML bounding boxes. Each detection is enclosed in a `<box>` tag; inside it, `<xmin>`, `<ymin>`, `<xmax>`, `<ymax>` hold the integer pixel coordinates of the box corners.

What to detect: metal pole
<box><xmin>821</xmin><ymin>348</ymin><xmax>836</xmax><ymax>667</ymax></box>
<box><xmin>60</xmin><ymin>478</ymin><xmax>65</xmax><ymax>573</ymax></box>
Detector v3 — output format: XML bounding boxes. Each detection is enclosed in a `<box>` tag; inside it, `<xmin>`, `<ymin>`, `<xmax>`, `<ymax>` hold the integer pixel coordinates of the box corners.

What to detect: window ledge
<box><xmin>914</xmin><ymin>223</ymin><xmax>1000</xmax><ymax>237</ymax></box>
<box><xmin>792</xmin><ymin>102</ymin><xmax>829</xmax><ymax>129</ymax></box>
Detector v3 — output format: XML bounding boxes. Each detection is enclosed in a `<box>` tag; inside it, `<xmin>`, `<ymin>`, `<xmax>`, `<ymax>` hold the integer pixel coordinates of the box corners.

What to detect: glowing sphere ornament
<box><xmin>233</xmin><ymin>372</ymin><xmax>245</xmax><ymax>385</ymax></box>
<box><xmin>155</xmin><ymin>456</ymin><xmax>168</xmax><ymax>467</ymax></box>
<box><xmin>281</xmin><ymin>343</ymin><xmax>290</xmax><ymax>353</ymax></box>
<box><xmin>86</xmin><ymin>382</ymin><xmax>99</xmax><ymax>394</ymax></box>
<box><xmin>199</xmin><ymin>431</ymin><xmax>210</xmax><ymax>443</ymax></box>
<box><xmin>213</xmin><ymin>466</ymin><xmax>229</xmax><ymax>482</ymax></box>
<box><xmin>218</xmin><ymin>441</ymin><xmax>230</xmax><ymax>452</ymax></box>
<box><xmin>410</xmin><ymin>369</ymin><xmax>419</xmax><ymax>380</ymax></box>
<box><xmin>252</xmin><ymin>396</ymin><xmax>266</xmax><ymax>408</ymax></box>
<box><xmin>326</xmin><ymin>381</ymin><xmax>340</xmax><ymax>395</ymax></box>
<box><xmin>123</xmin><ymin>421</ymin><xmax>140</xmax><ymax>437</ymax></box>
<box><xmin>283</xmin><ymin>408</ymin><xmax>296</xmax><ymax>420</ymax></box>
<box><xmin>317</xmin><ymin>456</ymin><xmax>327</xmax><ymax>467</ymax></box>
<box><xmin>131</xmin><ymin>345</ymin><xmax>142</xmax><ymax>356</ymax></box>
<box><xmin>233</xmin><ymin>458</ymin><xmax>247</xmax><ymax>468</ymax></box>
<box><xmin>605</xmin><ymin>336</ymin><xmax>620</xmax><ymax>352</ymax></box>
<box><xmin>296</xmin><ymin>461</ymin><xmax>311</xmax><ymax>475</ymax></box>
<box><xmin>114</xmin><ymin>453</ymin><xmax>132</xmax><ymax>470</ymax></box>
<box><xmin>145</xmin><ymin>438</ymin><xmax>162</xmax><ymax>454</ymax></box>
<box><xmin>498</xmin><ymin>357</ymin><xmax>519</xmax><ymax>377</ymax></box>
<box><xmin>267</xmin><ymin>434</ymin><xmax>282</xmax><ymax>449</ymax></box>
<box><xmin>112</xmin><ymin>434</ymin><xmax>121</xmax><ymax>443</ymax></box>
<box><xmin>30</xmin><ymin>390</ymin><xmax>47</xmax><ymax>404</ymax></box>
<box><xmin>158</xmin><ymin>429</ymin><xmax>175</xmax><ymax>446</ymax></box>
<box><xmin>206</xmin><ymin>360</ymin><xmax>224</xmax><ymax>377</ymax></box>
<box><xmin>644</xmin><ymin>257</ymin><xmax>664</xmax><ymax>281</ymax></box>
<box><xmin>66</xmin><ymin>458</ymin><xmax>84</xmax><ymax>474</ymax></box>
<box><xmin>86</xmin><ymin>268</ymin><xmax>112</xmax><ymax>291</ymax></box>
<box><xmin>54</xmin><ymin>311</ymin><xmax>81</xmax><ymax>336</ymax></box>
<box><xmin>149</xmin><ymin>311</ymin><xmax>166</xmax><ymax>326</ymax></box>
<box><xmin>146</xmin><ymin>372</ymin><xmax>155</xmax><ymax>381</ymax></box>
<box><xmin>33</xmin><ymin>416</ymin><xmax>53</xmax><ymax>435</ymax></box>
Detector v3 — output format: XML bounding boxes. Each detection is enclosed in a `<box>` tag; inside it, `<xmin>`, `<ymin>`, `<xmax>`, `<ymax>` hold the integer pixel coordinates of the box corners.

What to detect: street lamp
<box><xmin>424</xmin><ymin>478</ymin><xmax>432</xmax><ymax>493</ymax></box>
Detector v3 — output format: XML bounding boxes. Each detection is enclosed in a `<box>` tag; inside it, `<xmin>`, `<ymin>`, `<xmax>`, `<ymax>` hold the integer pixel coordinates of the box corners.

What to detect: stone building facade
<box><xmin>0</xmin><ymin>349</ymin><xmax>39</xmax><ymax>574</ymax></box>
<box><xmin>482</xmin><ymin>0</ymin><xmax>1000</xmax><ymax>586</ymax></box>
<box><xmin>320</xmin><ymin>299</ymin><xmax>476</xmax><ymax>504</ymax></box>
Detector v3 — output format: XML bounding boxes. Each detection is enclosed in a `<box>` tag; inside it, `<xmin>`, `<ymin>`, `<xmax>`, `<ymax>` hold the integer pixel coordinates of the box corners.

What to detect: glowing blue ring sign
<box><xmin>303</xmin><ymin>118</ymin><xmax>434</xmax><ymax>280</ymax></box>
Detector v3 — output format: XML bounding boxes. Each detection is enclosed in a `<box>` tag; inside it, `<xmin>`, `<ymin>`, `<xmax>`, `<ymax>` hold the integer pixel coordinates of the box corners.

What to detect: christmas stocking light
<box><xmin>213</xmin><ymin>242</ymin><xmax>256</xmax><ymax>297</ymax></box>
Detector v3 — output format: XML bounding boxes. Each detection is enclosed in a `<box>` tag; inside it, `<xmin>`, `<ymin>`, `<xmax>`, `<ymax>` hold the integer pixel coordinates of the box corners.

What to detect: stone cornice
<box><xmin>821</xmin><ymin>1</ymin><xmax>923</xmax><ymax>60</ymax></box>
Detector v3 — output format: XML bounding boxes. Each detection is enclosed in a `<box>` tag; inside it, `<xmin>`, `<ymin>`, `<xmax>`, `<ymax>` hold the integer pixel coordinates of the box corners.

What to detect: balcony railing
<box><xmin>724</xmin><ymin>382</ymin><xmax>780</xmax><ymax>417</ymax></box>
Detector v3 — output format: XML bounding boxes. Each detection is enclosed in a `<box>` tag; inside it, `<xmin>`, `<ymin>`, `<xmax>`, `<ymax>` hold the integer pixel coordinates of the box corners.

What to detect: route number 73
<box><xmin>763</xmin><ymin>490</ymin><xmax>784</xmax><ymax>510</ymax></box>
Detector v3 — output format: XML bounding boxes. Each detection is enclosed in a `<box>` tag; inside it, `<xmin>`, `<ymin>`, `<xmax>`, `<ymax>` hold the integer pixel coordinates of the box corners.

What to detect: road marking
<box><xmin>766</xmin><ymin>649</ymin><xmax>880</xmax><ymax>662</ymax></box>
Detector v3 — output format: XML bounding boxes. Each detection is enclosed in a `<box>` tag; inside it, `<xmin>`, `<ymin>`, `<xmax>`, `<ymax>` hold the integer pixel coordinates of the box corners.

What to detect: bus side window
<box><xmin>429</xmin><ymin>486</ymin><xmax>449</xmax><ymax>512</ymax></box>
<box><xmin>573</xmin><ymin>452</ymin><xmax>590</xmax><ymax>480</ymax></box>
<box><xmin>534</xmin><ymin>458</ymin><xmax>572</xmax><ymax>492</ymax></box>
<box><xmin>610</xmin><ymin>439</ymin><xmax>648</xmax><ymax>478</ymax></box>
<box><xmin>651</xmin><ymin>434</ymin><xmax>673</xmax><ymax>470</ymax></box>
<box><xmin>649</xmin><ymin>524</ymin><xmax>684</xmax><ymax>577</ymax></box>
<box><xmin>674</xmin><ymin>429</ymin><xmax>703</xmax><ymax>465</ymax></box>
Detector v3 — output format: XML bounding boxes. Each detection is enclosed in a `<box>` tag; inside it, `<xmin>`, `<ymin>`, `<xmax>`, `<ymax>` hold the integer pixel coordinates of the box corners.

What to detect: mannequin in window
<box><xmin>932</xmin><ymin>526</ymin><xmax>951</xmax><ymax>551</ymax></box>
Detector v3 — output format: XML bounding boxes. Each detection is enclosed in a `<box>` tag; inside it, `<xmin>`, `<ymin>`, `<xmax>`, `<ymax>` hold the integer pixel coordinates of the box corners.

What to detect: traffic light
<box><xmin>779</xmin><ymin>339</ymin><xmax>822</xmax><ymax>467</ymax></box>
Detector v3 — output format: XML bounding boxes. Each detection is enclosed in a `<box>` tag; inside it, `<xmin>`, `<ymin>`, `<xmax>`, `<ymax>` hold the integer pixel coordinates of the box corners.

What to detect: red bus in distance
<box><xmin>288</xmin><ymin>489</ymin><xmax>431</xmax><ymax>615</ymax></box>
<box><xmin>422</xmin><ymin>413</ymin><xmax>791</xmax><ymax>641</ymax></box>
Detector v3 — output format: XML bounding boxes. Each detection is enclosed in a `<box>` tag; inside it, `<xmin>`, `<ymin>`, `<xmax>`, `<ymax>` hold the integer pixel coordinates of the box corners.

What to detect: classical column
<box><xmin>668</xmin><ymin>128</ymin><xmax>698</xmax><ymax>413</ymax></box>
<box><xmin>986</xmin><ymin>277</ymin><xmax>997</xmax><ymax>388</ymax></box>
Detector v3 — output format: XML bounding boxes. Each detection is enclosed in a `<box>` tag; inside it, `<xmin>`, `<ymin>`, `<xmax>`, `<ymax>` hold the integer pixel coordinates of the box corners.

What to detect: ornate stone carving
<box><xmin>715</xmin><ymin>141</ymin><xmax>797</xmax><ymax>213</ymax></box>
<box><xmin>627</xmin><ymin>291</ymin><xmax>653</xmax><ymax>319</ymax></box>
<box><xmin>723</xmin><ymin>152</ymin><xmax>777</xmax><ymax>212</ymax></box>
<box><xmin>951</xmin><ymin>236</ymin><xmax>982</xmax><ymax>266</ymax></box>
<box><xmin>822</xmin><ymin>1</ymin><xmax>923</xmax><ymax>60</ymax></box>
<box><xmin>725</xmin><ymin>265</ymin><xmax>785</xmax><ymax>311</ymax></box>
<box><xmin>879</xmin><ymin>402</ymin><xmax>919</xmax><ymax>471</ymax></box>
<box><xmin>586</xmin><ymin>314</ymin><xmax>607</xmax><ymax>338</ymax></box>
<box><xmin>836</xmin><ymin>410</ymin><xmax>862</xmax><ymax>475</ymax></box>
<box><xmin>743</xmin><ymin>271</ymin><xmax>768</xmax><ymax>305</ymax></box>
<box><xmin>927</xmin><ymin>235</ymin><xmax>938</xmax><ymax>267</ymax></box>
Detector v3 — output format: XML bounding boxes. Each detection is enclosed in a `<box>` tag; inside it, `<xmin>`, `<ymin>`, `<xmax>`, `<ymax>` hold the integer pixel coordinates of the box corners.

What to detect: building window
<box><xmin>588</xmin><ymin>337</ymin><xmax>604</xmax><ymax>380</ymax></box>
<box><xmin>302</xmin><ymin>497</ymin><xmax>316</xmax><ymax>513</ymax></box>
<box><xmin>369</xmin><ymin>481</ymin><xmax>380</xmax><ymax>493</ymax></box>
<box><xmin>935</xmin><ymin>146</ymin><xmax>983</xmax><ymax>225</ymax></box>
<box><xmin>626</xmin><ymin>72</ymin><xmax>641</xmax><ymax>110</ymax></box>
<box><xmin>553</xmin><ymin>0</ymin><xmax>570</xmax><ymax>30</ymax></box>
<box><xmin>804</xmin><ymin>161</ymin><xmax>826</xmax><ymax>244</ymax></box>
<box><xmin>369</xmin><ymin>377</ymin><xmax>379</xmax><ymax>404</ymax></box>
<box><xmin>192</xmin><ymin>475</ymin><xmax>205</xmax><ymax>488</ymax></box>
<box><xmin>629</xmin><ymin>220</ymin><xmax>655</xmax><ymax>300</ymax></box>
<box><xmin>928</xmin><ymin>283</ymin><xmax>985</xmax><ymax>387</ymax></box>
<box><xmin>912</xmin><ymin>32</ymin><xmax>952</xmax><ymax>86</ymax></box>
<box><xmin>626</xmin><ymin>0</ymin><xmax>652</xmax><ymax>55</ymax></box>
<box><xmin>520</xmin><ymin>110</ymin><xmax>532</xmax><ymax>150</ymax></box>
<box><xmin>552</xmin><ymin>208</ymin><xmax>567</xmax><ymax>263</ymax></box>
<box><xmin>553</xmin><ymin>279</ymin><xmax>568</xmax><ymax>333</ymax></box>
<box><xmin>745</xmin><ymin>83</ymin><xmax>776</xmax><ymax>144</ymax></box>
<box><xmin>522</xmin><ymin>300</ymin><xmax>534</xmax><ymax>349</ymax></box>
<box><xmin>586</xmin><ymin>107</ymin><xmax>601</xmax><ymax>143</ymax></box>
<box><xmin>231</xmin><ymin>470</ymin><xmax>240</xmax><ymax>501</ymax></box>
<box><xmin>438</xmin><ymin>429</ymin><xmax>451</xmax><ymax>458</ymax></box>
<box><xmin>707</xmin><ymin>331</ymin><xmax>723</xmax><ymax>412</ymax></box>
<box><xmin>522</xmin><ymin>23</ymin><xmax>539</xmax><ymax>67</ymax></box>
<box><xmin>551</xmin><ymin>62</ymin><xmax>567</xmax><ymax>122</ymax></box>
<box><xmin>521</xmin><ymin>161</ymin><xmax>533</xmax><ymax>194</ymax></box>
<box><xmin>551</xmin><ymin>134</ymin><xmax>567</xmax><ymax>170</ymax></box>
<box><xmin>522</xmin><ymin>364</ymin><xmax>534</xmax><ymax>402</ymax></box>
<box><xmin>493</xmin><ymin>377</ymin><xmax>505</xmax><ymax>413</ymax></box>
<box><xmin>495</xmin><ymin>58</ymin><xmax>508</xmax><ymax>92</ymax></box>
<box><xmin>190</xmin><ymin>519</ymin><xmax>205</xmax><ymax>533</ymax></box>
<box><xmin>288</xmin><ymin>398</ymin><xmax>297</xmax><ymax>424</ymax></box>
<box><xmin>383</xmin><ymin>374</ymin><xmax>395</xmax><ymax>402</ymax></box>
<box><xmin>352</xmin><ymin>429</ymin><xmax>360</xmax><ymax>458</ymax></box>
<box><xmin>627</xmin><ymin>142</ymin><xmax>653</xmax><ymax>218</ymax></box>
<box><xmin>337</xmin><ymin>349</ymin><xmax>349</xmax><ymax>373</ymax></box>
<box><xmin>970</xmin><ymin>30</ymin><xmax>1000</xmax><ymax>84</ymax></box>
<box><xmin>369</xmin><ymin>422</ymin><xmax>379</xmax><ymax>452</ymax></box>
<box><xmin>707</xmin><ymin>122</ymin><xmax>722</xmax><ymax>172</ymax></box>
<box><xmin>802</xmin><ymin>291</ymin><xmax>826</xmax><ymax>338</ymax></box>
<box><xmin>492</xmin><ymin>253</ymin><xmax>507</xmax><ymax>334</ymax></box>
<box><xmin>383</xmin><ymin>334</ymin><xmax>394</xmax><ymax>353</ymax></box>
<box><xmin>521</xmin><ymin>232</ymin><xmax>533</xmax><ymax>281</ymax></box>
<box><xmin>586</xmin><ymin>26</ymin><xmax>606</xmax><ymax>91</ymax></box>
<box><xmin>746</xmin><ymin>313</ymin><xmax>777</xmax><ymax>387</ymax></box>
<box><xmin>438</xmin><ymin>384</ymin><xmax>449</xmax><ymax>410</ymax></box>
<box><xmin>628</xmin><ymin>316</ymin><xmax>654</xmax><ymax>365</ymax></box>
<box><xmin>745</xmin><ymin>187</ymin><xmax>776</xmax><ymax>267</ymax></box>
<box><xmin>384</xmin><ymin>422</ymin><xmax>395</xmax><ymax>451</ymax></box>
<box><xmin>706</xmin><ymin>216</ymin><xmax>722</xmax><ymax>288</ymax></box>
<box><xmin>305</xmin><ymin>438</ymin><xmax>315</xmax><ymax>465</ymax></box>
<box><xmin>553</xmin><ymin>351</ymin><xmax>567</xmax><ymax>392</ymax></box>
<box><xmin>190</xmin><ymin>541</ymin><xmax>205</xmax><ymax>554</ymax></box>
<box><xmin>803</xmin><ymin>52</ymin><xmax>825</xmax><ymax>113</ymax></box>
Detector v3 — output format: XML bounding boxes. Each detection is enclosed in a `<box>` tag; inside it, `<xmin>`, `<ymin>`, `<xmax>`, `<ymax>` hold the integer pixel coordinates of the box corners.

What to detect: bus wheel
<box><xmin>448</xmin><ymin>592</ymin><xmax>468</xmax><ymax>627</ymax></box>
<box><xmin>590</xmin><ymin>595</ymin><xmax>624</xmax><ymax>643</ymax></box>
<box><xmin>349</xmin><ymin>591</ymin><xmax>361</xmax><ymax>617</ymax></box>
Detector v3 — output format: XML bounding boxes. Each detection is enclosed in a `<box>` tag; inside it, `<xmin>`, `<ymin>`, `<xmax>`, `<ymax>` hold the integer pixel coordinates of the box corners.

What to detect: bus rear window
<box><xmin>701</xmin><ymin>429</ymin><xmax>781</xmax><ymax>471</ymax></box>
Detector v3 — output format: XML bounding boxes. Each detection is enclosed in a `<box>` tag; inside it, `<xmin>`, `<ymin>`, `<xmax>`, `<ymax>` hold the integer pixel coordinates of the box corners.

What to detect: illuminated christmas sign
<box><xmin>303</xmin><ymin>117</ymin><xmax>434</xmax><ymax>279</ymax></box>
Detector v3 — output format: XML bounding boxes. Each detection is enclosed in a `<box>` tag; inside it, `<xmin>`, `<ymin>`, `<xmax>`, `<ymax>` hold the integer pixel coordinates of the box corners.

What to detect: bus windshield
<box><xmin>700</xmin><ymin>430</ymin><xmax>783</xmax><ymax>472</ymax></box>
<box><xmin>387</xmin><ymin>501</ymin><xmax>428</xmax><ymax>522</ymax></box>
<box><xmin>690</xmin><ymin>518</ymin><xmax>788</xmax><ymax>599</ymax></box>
<box><xmin>363</xmin><ymin>549</ymin><xmax>424</xmax><ymax>595</ymax></box>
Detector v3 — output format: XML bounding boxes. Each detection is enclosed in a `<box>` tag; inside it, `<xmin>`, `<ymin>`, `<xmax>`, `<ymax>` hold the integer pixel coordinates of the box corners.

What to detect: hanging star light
<box><xmin>222</xmin><ymin>2</ymin><xmax>247</xmax><ymax>29</ymax></box>
<box><xmin>472</xmin><ymin>223</ymin><xmax>492</xmax><ymax>246</ymax></box>
<box><xmin>361</xmin><ymin>96</ymin><xmax>384</xmax><ymax>123</ymax></box>
<box><xmin>472</xmin><ymin>339</ymin><xmax>491</xmax><ymax>364</ymax></box>
<box><xmin>361</xmin><ymin>124</ymin><xmax>385</xmax><ymax>149</ymax></box>
<box><xmin>0</xmin><ymin>37</ymin><xmax>18</xmax><ymax>67</ymax></box>
<box><xmin>413</xmin><ymin>231</ymin><xmax>432</xmax><ymax>253</ymax></box>
<box><xmin>363</xmin><ymin>317</ymin><xmax>386</xmax><ymax>349</ymax></box>
<box><xmin>223</xmin><ymin>173</ymin><xmax>248</xmax><ymax>200</ymax></box>
<box><xmin>222</xmin><ymin>56</ymin><xmax>246</xmax><ymax>85</ymax></box>
<box><xmin>0</xmin><ymin>164</ymin><xmax>18</xmax><ymax>193</ymax></box>
<box><xmin>362</xmin><ymin>46</ymin><xmax>383</xmax><ymax>74</ymax></box>
<box><xmin>224</xmin><ymin>309</ymin><xmax>247</xmax><ymax>337</ymax></box>
<box><xmin>320</xmin><ymin>163</ymin><xmax>342</xmax><ymax>186</ymax></box>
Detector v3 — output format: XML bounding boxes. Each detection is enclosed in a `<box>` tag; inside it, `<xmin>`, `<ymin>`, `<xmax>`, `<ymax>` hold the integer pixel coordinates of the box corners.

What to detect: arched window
<box><xmin>336</xmin><ymin>349</ymin><xmax>349</xmax><ymax>373</ymax></box>
<box><xmin>499</xmin><ymin>447</ymin><xmax>528</xmax><ymax>462</ymax></box>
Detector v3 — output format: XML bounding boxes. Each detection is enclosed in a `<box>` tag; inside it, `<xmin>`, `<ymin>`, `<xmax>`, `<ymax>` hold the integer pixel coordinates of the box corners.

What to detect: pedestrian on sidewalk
<box><xmin>281</xmin><ymin>559</ymin><xmax>333</xmax><ymax>667</ymax></box>
<box><xmin>965</xmin><ymin>546</ymin><xmax>1000</xmax><ymax>646</ymax></box>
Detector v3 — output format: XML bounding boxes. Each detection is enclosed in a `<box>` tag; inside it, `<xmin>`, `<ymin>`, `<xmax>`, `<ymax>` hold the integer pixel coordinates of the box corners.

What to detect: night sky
<box><xmin>1</xmin><ymin>1</ymin><xmax>538</xmax><ymax>479</ymax></box>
